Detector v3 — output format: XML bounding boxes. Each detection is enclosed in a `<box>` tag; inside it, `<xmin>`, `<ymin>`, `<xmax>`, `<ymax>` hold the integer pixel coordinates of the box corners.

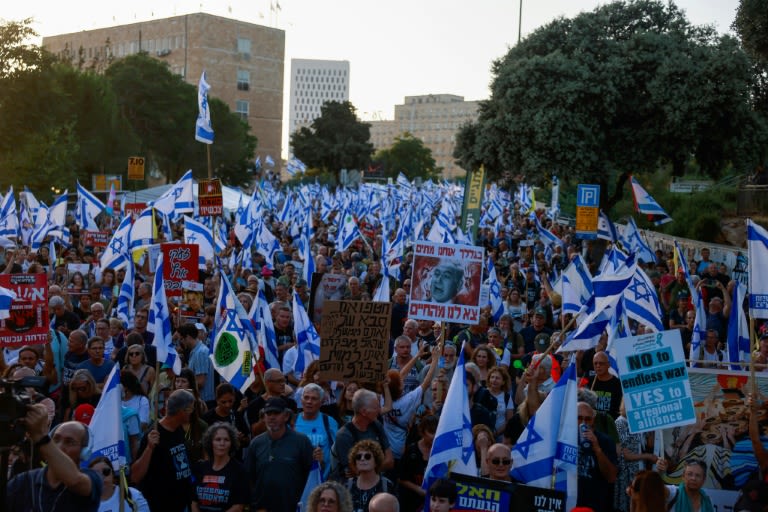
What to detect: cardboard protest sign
<box><xmin>309</xmin><ymin>272</ymin><xmax>347</xmax><ymax>325</ymax></box>
<box><xmin>408</xmin><ymin>241</ymin><xmax>484</xmax><ymax>324</ymax></box>
<box><xmin>615</xmin><ymin>329</ymin><xmax>696</xmax><ymax>433</ymax></box>
<box><xmin>319</xmin><ymin>301</ymin><xmax>391</xmax><ymax>384</ymax></box>
<box><xmin>161</xmin><ymin>243</ymin><xmax>199</xmax><ymax>299</ymax></box>
<box><xmin>0</xmin><ymin>274</ymin><xmax>49</xmax><ymax>347</ymax></box>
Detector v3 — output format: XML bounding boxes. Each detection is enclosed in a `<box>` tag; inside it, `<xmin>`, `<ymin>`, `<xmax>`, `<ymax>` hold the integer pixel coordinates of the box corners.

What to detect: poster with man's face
<box><xmin>408</xmin><ymin>241</ymin><xmax>484</xmax><ymax>324</ymax></box>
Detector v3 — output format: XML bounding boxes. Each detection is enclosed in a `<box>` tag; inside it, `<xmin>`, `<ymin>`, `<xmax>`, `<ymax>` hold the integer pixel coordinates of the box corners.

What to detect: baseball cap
<box><xmin>534</xmin><ymin>307</ymin><xmax>547</xmax><ymax>317</ymax></box>
<box><xmin>74</xmin><ymin>404</ymin><xmax>95</xmax><ymax>425</ymax></box>
<box><xmin>534</xmin><ymin>333</ymin><xmax>550</xmax><ymax>353</ymax></box>
<box><xmin>261</xmin><ymin>267</ymin><xmax>273</xmax><ymax>277</ymax></box>
<box><xmin>263</xmin><ymin>397</ymin><xmax>288</xmax><ymax>414</ymax></box>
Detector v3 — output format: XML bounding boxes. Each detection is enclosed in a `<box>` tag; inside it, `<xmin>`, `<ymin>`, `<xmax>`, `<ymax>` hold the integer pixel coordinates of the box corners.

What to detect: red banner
<box><xmin>83</xmin><ymin>230</ymin><xmax>110</xmax><ymax>247</ymax></box>
<box><xmin>161</xmin><ymin>243</ymin><xmax>199</xmax><ymax>298</ymax></box>
<box><xmin>124</xmin><ymin>202</ymin><xmax>147</xmax><ymax>219</ymax></box>
<box><xmin>0</xmin><ymin>274</ymin><xmax>49</xmax><ymax>347</ymax></box>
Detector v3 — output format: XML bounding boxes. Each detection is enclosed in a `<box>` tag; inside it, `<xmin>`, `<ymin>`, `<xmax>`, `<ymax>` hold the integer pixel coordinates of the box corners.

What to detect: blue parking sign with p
<box><xmin>577</xmin><ymin>184</ymin><xmax>600</xmax><ymax>208</ymax></box>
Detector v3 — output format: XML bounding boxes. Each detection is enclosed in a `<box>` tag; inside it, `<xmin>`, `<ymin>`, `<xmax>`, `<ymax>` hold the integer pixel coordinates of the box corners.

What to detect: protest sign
<box><xmin>180</xmin><ymin>280</ymin><xmax>204</xmax><ymax>323</ymax></box>
<box><xmin>0</xmin><ymin>274</ymin><xmax>49</xmax><ymax>347</ymax></box>
<box><xmin>308</xmin><ymin>272</ymin><xmax>347</xmax><ymax>324</ymax></box>
<box><xmin>615</xmin><ymin>329</ymin><xmax>696</xmax><ymax>433</ymax></box>
<box><xmin>83</xmin><ymin>230</ymin><xmax>110</xmax><ymax>247</ymax></box>
<box><xmin>198</xmin><ymin>178</ymin><xmax>223</xmax><ymax>216</ymax></box>
<box><xmin>161</xmin><ymin>243</ymin><xmax>199</xmax><ymax>299</ymax></box>
<box><xmin>124</xmin><ymin>202</ymin><xmax>147</xmax><ymax>219</ymax></box>
<box><xmin>408</xmin><ymin>241</ymin><xmax>484</xmax><ymax>324</ymax></box>
<box><xmin>319</xmin><ymin>301</ymin><xmax>391</xmax><ymax>384</ymax></box>
<box><xmin>66</xmin><ymin>263</ymin><xmax>91</xmax><ymax>299</ymax></box>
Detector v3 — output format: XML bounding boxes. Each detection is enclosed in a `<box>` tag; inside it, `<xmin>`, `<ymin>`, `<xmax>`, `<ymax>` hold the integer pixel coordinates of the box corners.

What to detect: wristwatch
<box><xmin>34</xmin><ymin>435</ymin><xmax>51</xmax><ymax>449</ymax></box>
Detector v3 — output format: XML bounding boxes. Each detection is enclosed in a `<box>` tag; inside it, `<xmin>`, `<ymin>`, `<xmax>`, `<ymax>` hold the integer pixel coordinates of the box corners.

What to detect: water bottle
<box><xmin>580</xmin><ymin>424</ymin><xmax>592</xmax><ymax>449</ymax></box>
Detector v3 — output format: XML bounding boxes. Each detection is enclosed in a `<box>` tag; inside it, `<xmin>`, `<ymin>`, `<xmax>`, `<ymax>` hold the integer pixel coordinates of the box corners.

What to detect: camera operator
<box><xmin>6</xmin><ymin>404</ymin><xmax>102</xmax><ymax>511</ymax></box>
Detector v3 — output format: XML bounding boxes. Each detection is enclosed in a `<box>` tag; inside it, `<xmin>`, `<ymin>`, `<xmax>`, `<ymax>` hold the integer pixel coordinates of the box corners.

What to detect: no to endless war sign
<box><xmin>319</xmin><ymin>301</ymin><xmax>391</xmax><ymax>384</ymax></box>
<box><xmin>614</xmin><ymin>329</ymin><xmax>696</xmax><ymax>433</ymax></box>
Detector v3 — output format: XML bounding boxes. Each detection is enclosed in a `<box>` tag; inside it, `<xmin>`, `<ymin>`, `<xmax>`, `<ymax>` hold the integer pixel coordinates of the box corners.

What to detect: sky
<box><xmin>4</xmin><ymin>0</ymin><xmax>741</xmax><ymax>151</ymax></box>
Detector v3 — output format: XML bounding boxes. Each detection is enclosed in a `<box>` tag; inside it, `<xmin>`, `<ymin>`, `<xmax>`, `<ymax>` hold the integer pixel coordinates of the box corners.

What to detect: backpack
<box><xmin>329</xmin><ymin>420</ymin><xmax>386</xmax><ymax>480</ymax></box>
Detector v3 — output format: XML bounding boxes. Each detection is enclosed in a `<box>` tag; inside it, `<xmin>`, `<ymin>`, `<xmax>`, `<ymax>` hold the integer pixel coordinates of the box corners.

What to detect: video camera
<box><xmin>0</xmin><ymin>376</ymin><xmax>47</xmax><ymax>448</ymax></box>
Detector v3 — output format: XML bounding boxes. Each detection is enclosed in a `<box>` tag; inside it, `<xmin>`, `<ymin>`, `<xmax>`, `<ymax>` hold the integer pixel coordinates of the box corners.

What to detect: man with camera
<box><xmin>7</xmin><ymin>404</ymin><xmax>102</xmax><ymax>511</ymax></box>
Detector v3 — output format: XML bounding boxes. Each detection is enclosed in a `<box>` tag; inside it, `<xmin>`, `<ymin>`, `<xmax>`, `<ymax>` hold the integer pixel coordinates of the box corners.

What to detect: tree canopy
<box><xmin>290</xmin><ymin>101</ymin><xmax>374</xmax><ymax>180</ymax></box>
<box><xmin>454</xmin><ymin>0</ymin><xmax>767</xmax><ymax>211</ymax></box>
<box><xmin>373</xmin><ymin>132</ymin><xmax>440</xmax><ymax>180</ymax></box>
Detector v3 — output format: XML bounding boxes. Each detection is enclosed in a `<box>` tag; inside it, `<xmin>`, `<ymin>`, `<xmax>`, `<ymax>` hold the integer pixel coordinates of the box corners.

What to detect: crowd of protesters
<box><xmin>3</xmin><ymin>202</ymin><xmax>768</xmax><ymax>512</ymax></box>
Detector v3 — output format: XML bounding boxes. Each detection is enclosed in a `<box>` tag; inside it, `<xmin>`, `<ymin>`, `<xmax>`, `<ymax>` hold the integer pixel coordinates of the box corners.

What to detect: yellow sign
<box><xmin>127</xmin><ymin>156</ymin><xmax>145</xmax><ymax>181</ymax></box>
<box><xmin>575</xmin><ymin>206</ymin><xmax>599</xmax><ymax>238</ymax></box>
<box><xmin>92</xmin><ymin>175</ymin><xmax>122</xmax><ymax>192</ymax></box>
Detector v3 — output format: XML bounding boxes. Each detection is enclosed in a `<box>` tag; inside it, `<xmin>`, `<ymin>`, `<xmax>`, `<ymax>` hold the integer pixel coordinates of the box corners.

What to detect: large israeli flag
<box><xmin>116</xmin><ymin>261</ymin><xmax>135</xmax><ymax>329</ymax></box>
<box><xmin>0</xmin><ymin>187</ymin><xmax>19</xmax><ymax>239</ymax></box>
<box><xmin>560</xmin><ymin>255</ymin><xmax>593</xmax><ymax>317</ymax></box>
<box><xmin>623</xmin><ymin>266</ymin><xmax>664</xmax><ymax>332</ymax></box>
<box><xmin>511</xmin><ymin>360</ymin><xmax>579</xmax><ymax>512</ymax></box>
<box><xmin>211</xmin><ymin>307</ymin><xmax>257</xmax><ymax>393</ymax></box>
<box><xmin>76</xmin><ymin>181</ymin><xmax>105</xmax><ymax>231</ymax></box>
<box><xmin>148</xmin><ymin>254</ymin><xmax>181</xmax><ymax>374</ymax></box>
<box><xmin>100</xmin><ymin>216</ymin><xmax>132</xmax><ymax>270</ymax></box>
<box><xmin>630</xmin><ymin>175</ymin><xmax>672</xmax><ymax>225</ymax></box>
<box><xmin>195</xmin><ymin>71</ymin><xmax>214</xmax><ymax>144</ymax></box>
<box><xmin>423</xmin><ymin>342</ymin><xmax>477</xmax><ymax>487</ymax></box>
<box><xmin>292</xmin><ymin>292</ymin><xmax>321</xmax><ymax>374</ymax></box>
<box><xmin>154</xmin><ymin>170</ymin><xmax>195</xmax><ymax>216</ymax></box>
<box><xmin>250</xmin><ymin>290</ymin><xmax>280</xmax><ymax>370</ymax></box>
<box><xmin>597</xmin><ymin>210</ymin><xmax>618</xmax><ymax>242</ymax></box>
<box><xmin>129</xmin><ymin>207</ymin><xmax>155</xmax><ymax>250</ymax></box>
<box><xmin>727</xmin><ymin>280</ymin><xmax>751</xmax><ymax>370</ymax></box>
<box><xmin>487</xmin><ymin>258</ymin><xmax>504</xmax><ymax>323</ymax></box>
<box><xmin>620</xmin><ymin>217</ymin><xmax>656</xmax><ymax>264</ymax></box>
<box><xmin>88</xmin><ymin>364</ymin><xmax>126</xmax><ymax>468</ymax></box>
<box><xmin>335</xmin><ymin>209</ymin><xmax>362</xmax><ymax>253</ymax></box>
<box><xmin>748</xmin><ymin>219</ymin><xmax>768</xmax><ymax>319</ymax></box>
<box><xmin>184</xmin><ymin>215</ymin><xmax>215</xmax><ymax>268</ymax></box>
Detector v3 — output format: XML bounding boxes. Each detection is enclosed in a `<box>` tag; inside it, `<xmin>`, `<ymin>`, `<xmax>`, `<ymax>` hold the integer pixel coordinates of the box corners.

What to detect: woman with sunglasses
<box><xmin>346</xmin><ymin>440</ymin><xmax>394</xmax><ymax>512</ymax></box>
<box><xmin>191</xmin><ymin>422</ymin><xmax>249</xmax><ymax>512</ymax></box>
<box><xmin>88</xmin><ymin>456</ymin><xmax>149</xmax><ymax>512</ymax></box>
<box><xmin>123</xmin><ymin>345</ymin><xmax>155</xmax><ymax>396</ymax></box>
<box><xmin>66</xmin><ymin>368</ymin><xmax>101</xmax><ymax>421</ymax></box>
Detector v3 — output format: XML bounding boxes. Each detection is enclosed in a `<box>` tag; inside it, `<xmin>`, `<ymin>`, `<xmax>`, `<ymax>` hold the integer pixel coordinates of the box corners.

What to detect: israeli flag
<box><xmin>250</xmin><ymin>290</ymin><xmax>280</xmax><ymax>370</ymax></box>
<box><xmin>265</xmin><ymin>155</ymin><xmax>275</xmax><ymax>167</ymax></box>
<box><xmin>148</xmin><ymin>254</ymin><xmax>181</xmax><ymax>374</ymax></box>
<box><xmin>535</xmin><ymin>216</ymin><xmax>564</xmax><ymax>250</ymax></box>
<box><xmin>549</xmin><ymin>175</ymin><xmax>560</xmax><ymax>219</ymax></box>
<box><xmin>254</xmin><ymin>155</ymin><xmax>261</xmax><ymax>171</ymax></box>
<box><xmin>76</xmin><ymin>181</ymin><xmax>105</xmax><ymax>231</ymax></box>
<box><xmin>597</xmin><ymin>210</ymin><xmax>618</xmax><ymax>242</ymax></box>
<box><xmin>195</xmin><ymin>71</ymin><xmax>214</xmax><ymax>144</ymax></box>
<box><xmin>423</xmin><ymin>342</ymin><xmax>477</xmax><ymax>487</ymax></box>
<box><xmin>286</xmin><ymin>157</ymin><xmax>307</xmax><ymax>177</ymax></box>
<box><xmin>0</xmin><ymin>187</ymin><xmax>19</xmax><ymax>239</ymax></box>
<box><xmin>623</xmin><ymin>266</ymin><xmax>664</xmax><ymax>332</ymax></box>
<box><xmin>560</xmin><ymin>255</ymin><xmax>593</xmax><ymax>317</ymax></box>
<box><xmin>116</xmin><ymin>261</ymin><xmax>135</xmax><ymax>329</ymax></box>
<box><xmin>630</xmin><ymin>175</ymin><xmax>672</xmax><ymax>225</ymax></box>
<box><xmin>100</xmin><ymin>216</ymin><xmax>133</xmax><ymax>270</ymax></box>
<box><xmin>255</xmin><ymin>219</ymin><xmax>280</xmax><ymax>267</ymax></box>
<box><xmin>512</xmin><ymin>359</ymin><xmax>579</xmax><ymax>512</ymax></box>
<box><xmin>748</xmin><ymin>219</ymin><xmax>768</xmax><ymax>319</ymax></box>
<box><xmin>690</xmin><ymin>288</ymin><xmax>708</xmax><ymax>367</ymax></box>
<box><xmin>129</xmin><ymin>207</ymin><xmax>156</xmax><ymax>251</ymax></box>
<box><xmin>211</xmin><ymin>307</ymin><xmax>257</xmax><ymax>393</ymax></box>
<box><xmin>727</xmin><ymin>280</ymin><xmax>751</xmax><ymax>370</ymax></box>
<box><xmin>184</xmin><ymin>215</ymin><xmax>215</xmax><ymax>268</ymax></box>
<box><xmin>154</xmin><ymin>170</ymin><xmax>195</xmax><ymax>216</ymax></box>
<box><xmin>487</xmin><ymin>258</ymin><xmax>505</xmax><ymax>323</ymax></box>
<box><xmin>88</xmin><ymin>364</ymin><xmax>126</xmax><ymax>468</ymax></box>
<box><xmin>214</xmin><ymin>267</ymin><xmax>260</xmax><ymax>358</ymax></box>
<box><xmin>335</xmin><ymin>210</ymin><xmax>362</xmax><ymax>253</ymax></box>
<box><xmin>292</xmin><ymin>292</ymin><xmax>321</xmax><ymax>375</ymax></box>
<box><xmin>0</xmin><ymin>285</ymin><xmax>16</xmax><ymax>320</ymax></box>
<box><xmin>620</xmin><ymin>217</ymin><xmax>656</xmax><ymax>264</ymax></box>
<box><xmin>20</xmin><ymin>188</ymin><xmax>40</xmax><ymax>221</ymax></box>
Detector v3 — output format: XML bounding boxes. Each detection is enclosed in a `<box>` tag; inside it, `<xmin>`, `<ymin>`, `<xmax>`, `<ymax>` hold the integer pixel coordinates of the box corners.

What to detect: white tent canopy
<box><xmin>120</xmin><ymin>181</ymin><xmax>248</xmax><ymax>214</ymax></box>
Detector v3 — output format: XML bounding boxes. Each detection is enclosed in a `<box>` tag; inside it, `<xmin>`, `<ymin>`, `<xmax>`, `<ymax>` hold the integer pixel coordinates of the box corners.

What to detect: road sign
<box><xmin>127</xmin><ymin>156</ymin><xmax>145</xmax><ymax>181</ymax></box>
<box><xmin>198</xmin><ymin>178</ymin><xmax>223</xmax><ymax>216</ymax></box>
<box><xmin>92</xmin><ymin>175</ymin><xmax>123</xmax><ymax>192</ymax></box>
<box><xmin>576</xmin><ymin>184</ymin><xmax>600</xmax><ymax>239</ymax></box>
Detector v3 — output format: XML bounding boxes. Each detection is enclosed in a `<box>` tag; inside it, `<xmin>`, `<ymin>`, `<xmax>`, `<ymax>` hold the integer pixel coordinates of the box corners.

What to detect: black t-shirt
<box><xmin>191</xmin><ymin>458</ymin><xmax>250</xmax><ymax>512</ymax></box>
<box><xmin>6</xmin><ymin>466</ymin><xmax>102</xmax><ymax>512</ymax></box>
<box><xmin>136</xmin><ymin>423</ymin><xmax>193</xmax><ymax>512</ymax></box>
<box><xmin>588</xmin><ymin>375</ymin><xmax>623</xmax><ymax>420</ymax></box>
<box><xmin>577</xmin><ymin>430</ymin><xmax>618</xmax><ymax>512</ymax></box>
<box><xmin>399</xmin><ymin>442</ymin><xmax>429</xmax><ymax>511</ymax></box>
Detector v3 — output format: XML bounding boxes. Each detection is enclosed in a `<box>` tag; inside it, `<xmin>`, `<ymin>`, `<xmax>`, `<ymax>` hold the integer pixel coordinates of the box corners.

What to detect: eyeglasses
<box><xmin>490</xmin><ymin>458</ymin><xmax>512</xmax><ymax>466</ymax></box>
<box><xmin>355</xmin><ymin>452</ymin><xmax>373</xmax><ymax>461</ymax></box>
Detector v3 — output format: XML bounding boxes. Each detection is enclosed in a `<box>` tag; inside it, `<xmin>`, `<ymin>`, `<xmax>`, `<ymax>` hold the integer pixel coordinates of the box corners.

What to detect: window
<box><xmin>237</xmin><ymin>69</ymin><xmax>250</xmax><ymax>91</ymax></box>
<box><xmin>236</xmin><ymin>100</ymin><xmax>249</xmax><ymax>121</ymax></box>
<box><xmin>237</xmin><ymin>37</ymin><xmax>251</xmax><ymax>55</ymax></box>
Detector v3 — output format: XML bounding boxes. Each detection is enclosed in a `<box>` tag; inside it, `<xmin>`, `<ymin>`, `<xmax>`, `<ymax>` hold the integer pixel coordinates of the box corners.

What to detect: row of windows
<box><xmin>295</xmin><ymin>75</ymin><xmax>346</xmax><ymax>84</ymax></box>
<box><xmin>296</xmin><ymin>93</ymin><xmax>345</xmax><ymax>105</ymax></box>
<box><xmin>400</xmin><ymin>109</ymin><xmax>476</xmax><ymax>119</ymax></box>
<box><xmin>296</xmin><ymin>87</ymin><xmax>346</xmax><ymax>97</ymax></box>
<box><xmin>296</xmin><ymin>68</ymin><xmax>347</xmax><ymax>77</ymax></box>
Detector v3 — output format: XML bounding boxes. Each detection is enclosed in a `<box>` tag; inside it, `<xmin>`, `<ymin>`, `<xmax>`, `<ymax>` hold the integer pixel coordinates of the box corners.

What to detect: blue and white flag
<box><xmin>148</xmin><ymin>254</ymin><xmax>181</xmax><ymax>374</ymax></box>
<box><xmin>597</xmin><ymin>210</ymin><xmax>618</xmax><ymax>242</ymax></box>
<box><xmin>265</xmin><ymin>155</ymin><xmax>275</xmax><ymax>167</ymax></box>
<box><xmin>76</xmin><ymin>181</ymin><xmax>105</xmax><ymax>231</ymax></box>
<box><xmin>292</xmin><ymin>292</ymin><xmax>321</xmax><ymax>375</ymax></box>
<box><xmin>549</xmin><ymin>176</ymin><xmax>560</xmax><ymax>219</ymax></box>
<box><xmin>129</xmin><ymin>207</ymin><xmax>155</xmax><ymax>250</ymax></box>
<box><xmin>195</xmin><ymin>71</ymin><xmax>214</xmax><ymax>144</ymax></box>
<box><xmin>254</xmin><ymin>156</ymin><xmax>262</xmax><ymax>172</ymax></box>
<box><xmin>630</xmin><ymin>175</ymin><xmax>672</xmax><ymax>225</ymax></box>
<box><xmin>487</xmin><ymin>258</ymin><xmax>504</xmax><ymax>323</ymax></box>
<box><xmin>184</xmin><ymin>215</ymin><xmax>215</xmax><ymax>268</ymax></box>
<box><xmin>423</xmin><ymin>342</ymin><xmax>476</xmax><ymax>486</ymax></box>
<box><xmin>335</xmin><ymin>210</ymin><xmax>362</xmax><ymax>253</ymax></box>
<box><xmin>560</xmin><ymin>255</ymin><xmax>593</xmax><ymax>317</ymax></box>
<box><xmin>621</xmin><ymin>217</ymin><xmax>656</xmax><ymax>264</ymax></box>
<box><xmin>297</xmin><ymin>461</ymin><xmax>323</xmax><ymax>512</ymax></box>
<box><xmin>211</xmin><ymin>307</ymin><xmax>257</xmax><ymax>393</ymax></box>
<box><xmin>213</xmin><ymin>266</ymin><xmax>259</xmax><ymax>356</ymax></box>
<box><xmin>727</xmin><ymin>280</ymin><xmax>751</xmax><ymax>370</ymax></box>
<box><xmin>748</xmin><ymin>219</ymin><xmax>768</xmax><ymax>319</ymax></box>
<box><xmin>154</xmin><ymin>170</ymin><xmax>195</xmax><ymax>216</ymax></box>
<box><xmin>0</xmin><ymin>285</ymin><xmax>16</xmax><ymax>320</ymax></box>
<box><xmin>88</xmin><ymin>364</ymin><xmax>125</xmax><ymax>468</ymax></box>
<box><xmin>286</xmin><ymin>157</ymin><xmax>307</xmax><ymax>177</ymax></box>
<box><xmin>100</xmin><ymin>216</ymin><xmax>132</xmax><ymax>270</ymax></box>
<box><xmin>535</xmin><ymin>216</ymin><xmax>564</xmax><ymax>250</ymax></box>
<box><xmin>0</xmin><ymin>187</ymin><xmax>19</xmax><ymax>239</ymax></box>
<box><xmin>255</xmin><ymin>220</ymin><xmax>280</xmax><ymax>267</ymax></box>
<box><xmin>512</xmin><ymin>359</ymin><xmax>579</xmax><ymax>512</ymax></box>
<box><xmin>623</xmin><ymin>266</ymin><xmax>664</xmax><ymax>332</ymax></box>
<box><xmin>250</xmin><ymin>290</ymin><xmax>280</xmax><ymax>370</ymax></box>
<box><xmin>116</xmin><ymin>261</ymin><xmax>135</xmax><ymax>329</ymax></box>
<box><xmin>690</xmin><ymin>287</ymin><xmax>708</xmax><ymax>368</ymax></box>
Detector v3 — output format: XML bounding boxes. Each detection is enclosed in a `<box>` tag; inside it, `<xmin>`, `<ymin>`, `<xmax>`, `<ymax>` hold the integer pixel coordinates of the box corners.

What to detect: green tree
<box><xmin>106</xmin><ymin>53</ymin><xmax>256</xmax><ymax>186</ymax></box>
<box><xmin>455</xmin><ymin>0</ymin><xmax>766</xmax><ymax>211</ymax></box>
<box><xmin>290</xmin><ymin>101</ymin><xmax>374</xmax><ymax>180</ymax></box>
<box><xmin>373</xmin><ymin>132</ymin><xmax>440</xmax><ymax>180</ymax></box>
<box><xmin>0</xmin><ymin>18</ymin><xmax>49</xmax><ymax>78</ymax></box>
<box><xmin>734</xmin><ymin>0</ymin><xmax>768</xmax><ymax>62</ymax></box>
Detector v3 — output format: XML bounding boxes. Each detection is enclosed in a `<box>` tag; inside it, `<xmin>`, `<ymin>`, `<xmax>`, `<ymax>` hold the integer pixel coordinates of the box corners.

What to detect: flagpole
<box><xmin>206</xmin><ymin>145</ymin><xmax>213</xmax><ymax>179</ymax></box>
<box><xmin>750</xmin><ymin>317</ymin><xmax>758</xmax><ymax>398</ymax></box>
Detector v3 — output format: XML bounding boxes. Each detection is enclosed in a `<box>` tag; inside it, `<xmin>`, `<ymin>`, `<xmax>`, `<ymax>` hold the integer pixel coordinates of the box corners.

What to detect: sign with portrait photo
<box><xmin>0</xmin><ymin>274</ymin><xmax>49</xmax><ymax>347</ymax></box>
<box><xmin>408</xmin><ymin>241</ymin><xmax>484</xmax><ymax>324</ymax></box>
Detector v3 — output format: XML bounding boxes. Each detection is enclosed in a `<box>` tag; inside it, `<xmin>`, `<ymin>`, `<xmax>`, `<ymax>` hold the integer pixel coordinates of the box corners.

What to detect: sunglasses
<box><xmin>355</xmin><ymin>452</ymin><xmax>373</xmax><ymax>461</ymax></box>
<box><xmin>490</xmin><ymin>458</ymin><xmax>512</xmax><ymax>466</ymax></box>
<box><xmin>128</xmin><ymin>352</ymin><xmax>142</xmax><ymax>356</ymax></box>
